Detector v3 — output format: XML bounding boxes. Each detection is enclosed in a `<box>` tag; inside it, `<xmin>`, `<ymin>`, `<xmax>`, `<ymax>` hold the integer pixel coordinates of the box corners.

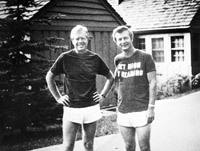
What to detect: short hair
<box><xmin>112</xmin><ymin>25</ymin><xmax>133</xmax><ymax>42</ymax></box>
<box><xmin>70</xmin><ymin>25</ymin><xmax>89</xmax><ymax>40</ymax></box>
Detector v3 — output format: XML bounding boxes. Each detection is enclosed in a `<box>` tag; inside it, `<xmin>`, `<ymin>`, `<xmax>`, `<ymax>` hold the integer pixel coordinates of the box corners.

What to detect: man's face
<box><xmin>115</xmin><ymin>30</ymin><xmax>133</xmax><ymax>51</ymax></box>
<box><xmin>71</xmin><ymin>31</ymin><xmax>88</xmax><ymax>51</ymax></box>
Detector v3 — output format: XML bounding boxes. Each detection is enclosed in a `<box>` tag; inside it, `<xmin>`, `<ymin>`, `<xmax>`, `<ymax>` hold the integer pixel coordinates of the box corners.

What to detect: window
<box><xmin>171</xmin><ymin>36</ymin><xmax>184</xmax><ymax>62</ymax></box>
<box><xmin>152</xmin><ymin>38</ymin><xmax>164</xmax><ymax>62</ymax></box>
<box><xmin>138</xmin><ymin>38</ymin><xmax>146</xmax><ymax>51</ymax></box>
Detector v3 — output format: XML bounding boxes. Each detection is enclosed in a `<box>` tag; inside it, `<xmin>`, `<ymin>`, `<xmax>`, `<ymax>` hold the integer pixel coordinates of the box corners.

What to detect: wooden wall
<box><xmin>191</xmin><ymin>33</ymin><xmax>200</xmax><ymax>75</ymax></box>
<box><xmin>31</xmin><ymin>0</ymin><xmax>121</xmax><ymax>30</ymax></box>
<box><xmin>31</xmin><ymin>0</ymin><xmax>124</xmax><ymax>108</ymax></box>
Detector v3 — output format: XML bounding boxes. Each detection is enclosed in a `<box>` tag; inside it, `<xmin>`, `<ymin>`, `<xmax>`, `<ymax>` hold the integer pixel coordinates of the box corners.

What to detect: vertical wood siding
<box><xmin>191</xmin><ymin>33</ymin><xmax>200</xmax><ymax>75</ymax></box>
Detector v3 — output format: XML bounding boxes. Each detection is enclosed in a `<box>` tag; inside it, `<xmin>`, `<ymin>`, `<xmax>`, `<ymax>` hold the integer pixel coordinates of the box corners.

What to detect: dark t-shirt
<box><xmin>50</xmin><ymin>49</ymin><xmax>110</xmax><ymax>108</ymax></box>
<box><xmin>114</xmin><ymin>50</ymin><xmax>156</xmax><ymax>113</ymax></box>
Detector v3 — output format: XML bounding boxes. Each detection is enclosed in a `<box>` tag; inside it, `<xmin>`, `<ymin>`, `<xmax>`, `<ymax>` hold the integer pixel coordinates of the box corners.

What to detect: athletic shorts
<box><xmin>63</xmin><ymin>104</ymin><xmax>102</xmax><ymax>124</ymax></box>
<box><xmin>117</xmin><ymin>111</ymin><xmax>148</xmax><ymax>128</ymax></box>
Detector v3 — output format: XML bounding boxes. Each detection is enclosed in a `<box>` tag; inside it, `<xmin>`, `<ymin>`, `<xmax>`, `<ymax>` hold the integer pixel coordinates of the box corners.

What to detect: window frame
<box><xmin>138</xmin><ymin>34</ymin><xmax>186</xmax><ymax>64</ymax></box>
<box><xmin>170</xmin><ymin>35</ymin><xmax>184</xmax><ymax>62</ymax></box>
<box><xmin>151</xmin><ymin>37</ymin><xmax>165</xmax><ymax>63</ymax></box>
<box><xmin>137</xmin><ymin>38</ymin><xmax>146</xmax><ymax>51</ymax></box>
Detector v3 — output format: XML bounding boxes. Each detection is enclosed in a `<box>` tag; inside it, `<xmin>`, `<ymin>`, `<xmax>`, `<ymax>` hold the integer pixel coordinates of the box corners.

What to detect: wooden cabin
<box><xmin>30</xmin><ymin>0</ymin><xmax>125</xmax><ymax>108</ymax></box>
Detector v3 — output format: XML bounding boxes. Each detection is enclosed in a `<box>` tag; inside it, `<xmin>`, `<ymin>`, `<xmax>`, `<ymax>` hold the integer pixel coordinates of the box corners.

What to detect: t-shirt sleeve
<box><xmin>97</xmin><ymin>56</ymin><xmax>110</xmax><ymax>77</ymax></box>
<box><xmin>114</xmin><ymin>56</ymin><xmax>118</xmax><ymax>67</ymax></box>
<box><xmin>145</xmin><ymin>53</ymin><xmax>156</xmax><ymax>73</ymax></box>
<box><xmin>114</xmin><ymin>54</ymin><xmax>123</xmax><ymax>67</ymax></box>
<box><xmin>50</xmin><ymin>54</ymin><xmax>64</xmax><ymax>75</ymax></box>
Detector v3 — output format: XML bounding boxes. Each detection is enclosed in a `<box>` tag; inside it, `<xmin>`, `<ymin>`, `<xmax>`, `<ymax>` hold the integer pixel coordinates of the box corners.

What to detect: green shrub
<box><xmin>157</xmin><ymin>74</ymin><xmax>191</xmax><ymax>100</ymax></box>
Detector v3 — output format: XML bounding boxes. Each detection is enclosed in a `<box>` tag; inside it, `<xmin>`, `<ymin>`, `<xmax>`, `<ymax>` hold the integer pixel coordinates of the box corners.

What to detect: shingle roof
<box><xmin>107</xmin><ymin>0</ymin><xmax>200</xmax><ymax>31</ymax></box>
<box><xmin>2</xmin><ymin>0</ymin><xmax>199</xmax><ymax>32</ymax></box>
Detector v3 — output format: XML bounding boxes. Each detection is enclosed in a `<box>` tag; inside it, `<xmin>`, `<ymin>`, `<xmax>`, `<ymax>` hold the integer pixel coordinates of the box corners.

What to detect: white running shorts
<box><xmin>63</xmin><ymin>104</ymin><xmax>102</xmax><ymax>124</ymax></box>
<box><xmin>117</xmin><ymin>111</ymin><xmax>148</xmax><ymax>128</ymax></box>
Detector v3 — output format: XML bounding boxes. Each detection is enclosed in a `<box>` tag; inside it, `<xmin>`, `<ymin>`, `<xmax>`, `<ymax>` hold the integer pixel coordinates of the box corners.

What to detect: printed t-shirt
<box><xmin>114</xmin><ymin>50</ymin><xmax>156</xmax><ymax>113</ymax></box>
<box><xmin>50</xmin><ymin>49</ymin><xmax>110</xmax><ymax>108</ymax></box>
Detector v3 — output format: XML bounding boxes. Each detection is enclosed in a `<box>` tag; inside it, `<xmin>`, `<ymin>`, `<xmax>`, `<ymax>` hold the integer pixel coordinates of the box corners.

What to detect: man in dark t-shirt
<box><xmin>51</xmin><ymin>49</ymin><xmax>110</xmax><ymax>108</ymax></box>
<box><xmin>112</xmin><ymin>26</ymin><xmax>157</xmax><ymax>151</ymax></box>
<box><xmin>46</xmin><ymin>25</ymin><xmax>114</xmax><ymax>151</ymax></box>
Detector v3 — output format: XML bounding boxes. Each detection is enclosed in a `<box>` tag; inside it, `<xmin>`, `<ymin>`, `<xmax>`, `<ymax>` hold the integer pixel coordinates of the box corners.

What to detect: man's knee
<box><xmin>83</xmin><ymin>140</ymin><xmax>94</xmax><ymax>150</ymax></box>
<box><xmin>140</xmin><ymin>144</ymin><xmax>150</xmax><ymax>151</ymax></box>
<box><xmin>125</xmin><ymin>143</ymin><xmax>136</xmax><ymax>151</ymax></box>
<box><xmin>62</xmin><ymin>143</ymin><xmax>74</xmax><ymax>151</ymax></box>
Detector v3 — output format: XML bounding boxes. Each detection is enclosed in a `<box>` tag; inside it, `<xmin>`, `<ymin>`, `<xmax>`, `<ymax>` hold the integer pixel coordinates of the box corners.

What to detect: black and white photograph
<box><xmin>0</xmin><ymin>0</ymin><xmax>200</xmax><ymax>151</ymax></box>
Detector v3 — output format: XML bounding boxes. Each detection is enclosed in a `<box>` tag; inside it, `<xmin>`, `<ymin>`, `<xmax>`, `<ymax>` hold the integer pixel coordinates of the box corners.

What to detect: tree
<box><xmin>0</xmin><ymin>0</ymin><xmax>65</xmax><ymax>139</ymax></box>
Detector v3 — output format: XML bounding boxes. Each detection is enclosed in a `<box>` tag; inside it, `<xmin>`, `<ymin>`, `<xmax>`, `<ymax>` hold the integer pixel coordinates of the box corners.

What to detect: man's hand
<box><xmin>93</xmin><ymin>92</ymin><xmax>105</xmax><ymax>103</ymax></box>
<box><xmin>57</xmin><ymin>95</ymin><xmax>70</xmax><ymax>106</ymax></box>
<box><xmin>146</xmin><ymin>107</ymin><xmax>155</xmax><ymax>124</ymax></box>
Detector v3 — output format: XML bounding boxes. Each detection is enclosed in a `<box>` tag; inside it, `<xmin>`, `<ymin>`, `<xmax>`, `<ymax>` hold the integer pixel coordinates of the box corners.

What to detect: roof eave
<box><xmin>132</xmin><ymin>25</ymin><xmax>191</xmax><ymax>34</ymax></box>
<box><xmin>99</xmin><ymin>0</ymin><xmax>126</xmax><ymax>25</ymax></box>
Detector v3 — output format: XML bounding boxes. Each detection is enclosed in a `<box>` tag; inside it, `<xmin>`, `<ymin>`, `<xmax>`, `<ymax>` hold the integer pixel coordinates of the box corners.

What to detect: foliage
<box><xmin>0</xmin><ymin>0</ymin><xmax>65</xmax><ymax>141</ymax></box>
<box><xmin>191</xmin><ymin>73</ymin><xmax>200</xmax><ymax>89</ymax></box>
<box><xmin>157</xmin><ymin>74</ymin><xmax>191</xmax><ymax>100</ymax></box>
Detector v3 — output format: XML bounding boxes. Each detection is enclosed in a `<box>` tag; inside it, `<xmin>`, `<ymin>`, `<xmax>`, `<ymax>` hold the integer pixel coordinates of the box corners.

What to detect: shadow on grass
<box><xmin>0</xmin><ymin>113</ymin><xmax>118</xmax><ymax>151</ymax></box>
<box><xmin>0</xmin><ymin>127</ymin><xmax>62</xmax><ymax>151</ymax></box>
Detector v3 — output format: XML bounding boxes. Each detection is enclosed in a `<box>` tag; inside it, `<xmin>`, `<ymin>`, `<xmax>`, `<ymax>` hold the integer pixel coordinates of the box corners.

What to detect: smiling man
<box><xmin>46</xmin><ymin>25</ymin><xmax>114</xmax><ymax>151</ymax></box>
<box><xmin>112</xmin><ymin>26</ymin><xmax>157</xmax><ymax>151</ymax></box>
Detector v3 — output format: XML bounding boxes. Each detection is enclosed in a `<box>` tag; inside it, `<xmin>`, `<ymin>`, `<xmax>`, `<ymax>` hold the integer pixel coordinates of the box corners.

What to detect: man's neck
<box><xmin>122</xmin><ymin>47</ymin><xmax>137</xmax><ymax>58</ymax></box>
<box><xmin>74</xmin><ymin>49</ymin><xmax>88</xmax><ymax>54</ymax></box>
